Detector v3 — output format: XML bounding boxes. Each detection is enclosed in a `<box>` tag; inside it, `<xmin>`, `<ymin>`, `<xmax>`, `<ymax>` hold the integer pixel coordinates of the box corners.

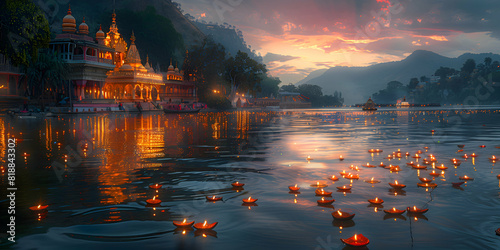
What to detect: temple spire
<box><xmin>130</xmin><ymin>30</ymin><xmax>135</xmax><ymax>44</ymax></box>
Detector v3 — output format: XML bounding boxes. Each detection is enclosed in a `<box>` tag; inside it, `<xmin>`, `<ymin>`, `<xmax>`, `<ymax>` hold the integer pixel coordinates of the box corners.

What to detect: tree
<box><xmin>484</xmin><ymin>57</ymin><xmax>492</xmax><ymax>67</ymax></box>
<box><xmin>0</xmin><ymin>0</ymin><xmax>51</xmax><ymax>67</ymax></box>
<box><xmin>258</xmin><ymin>76</ymin><xmax>280</xmax><ymax>98</ymax></box>
<box><xmin>279</xmin><ymin>83</ymin><xmax>298</xmax><ymax>93</ymax></box>
<box><xmin>298</xmin><ymin>84</ymin><xmax>323</xmax><ymax>106</ymax></box>
<box><xmin>21</xmin><ymin>50</ymin><xmax>68</xmax><ymax>103</ymax></box>
<box><xmin>387</xmin><ymin>81</ymin><xmax>403</xmax><ymax>89</ymax></box>
<box><xmin>408</xmin><ymin>77</ymin><xmax>419</xmax><ymax>90</ymax></box>
<box><xmin>461</xmin><ymin>59</ymin><xmax>476</xmax><ymax>74</ymax></box>
<box><xmin>183</xmin><ymin>37</ymin><xmax>226</xmax><ymax>100</ymax></box>
<box><xmin>491</xmin><ymin>61</ymin><xmax>500</xmax><ymax>70</ymax></box>
<box><xmin>225</xmin><ymin>50</ymin><xmax>266</xmax><ymax>96</ymax></box>
<box><xmin>420</xmin><ymin>76</ymin><xmax>429</xmax><ymax>83</ymax></box>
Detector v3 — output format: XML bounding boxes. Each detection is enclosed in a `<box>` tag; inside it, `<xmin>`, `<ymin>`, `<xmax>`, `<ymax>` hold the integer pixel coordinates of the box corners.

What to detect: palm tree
<box><xmin>20</xmin><ymin>50</ymin><xmax>68</xmax><ymax>108</ymax></box>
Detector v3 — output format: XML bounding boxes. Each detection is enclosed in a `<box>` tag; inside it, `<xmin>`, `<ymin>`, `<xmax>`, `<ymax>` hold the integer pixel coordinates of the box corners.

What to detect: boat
<box><xmin>396</xmin><ymin>97</ymin><xmax>410</xmax><ymax>108</ymax></box>
<box><xmin>163</xmin><ymin>108</ymin><xmax>200</xmax><ymax>114</ymax></box>
<box><xmin>362</xmin><ymin>98</ymin><xmax>377</xmax><ymax>111</ymax></box>
<box><xmin>163</xmin><ymin>103</ymin><xmax>200</xmax><ymax>114</ymax></box>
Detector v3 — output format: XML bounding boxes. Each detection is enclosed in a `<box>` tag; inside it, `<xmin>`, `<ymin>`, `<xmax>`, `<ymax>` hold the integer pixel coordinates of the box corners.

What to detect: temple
<box><xmin>47</xmin><ymin>5</ymin><xmax>197</xmax><ymax>107</ymax></box>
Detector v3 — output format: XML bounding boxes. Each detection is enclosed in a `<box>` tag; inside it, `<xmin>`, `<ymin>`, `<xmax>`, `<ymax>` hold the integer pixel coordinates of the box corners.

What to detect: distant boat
<box><xmin>163</xmin><ymin>103</ymin><xmax>200</xmax><ymax>114</ymax></box>
<box><xmin>396</xmin><ymin>97</ymin><xmax>410</xmax><ymax>108</ymax></box>
<box><xmin>163</xmin><ymin>108</ymin><xmax>200</xmax><ymax>114</ymax></box>
<box><xmin>362</xmin><ymin>98</ymin><xmax>377</xmax><ymax>111</ymax></box>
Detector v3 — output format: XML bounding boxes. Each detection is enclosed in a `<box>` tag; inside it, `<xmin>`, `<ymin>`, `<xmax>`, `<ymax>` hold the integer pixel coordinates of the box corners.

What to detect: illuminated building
<box><xmin>48</xmin><ymin>5</ymin><xmax>115</xmax><ymax>101</ymax></box>
<box><xmin>104</xmin><ymin>31</ymin><xmax>163</xmax><ymax>100</ymax></box>
<box><xmin>161</xmin><ymin>55</ymin><xmax>197</xmax><ymax>103</ymax></box>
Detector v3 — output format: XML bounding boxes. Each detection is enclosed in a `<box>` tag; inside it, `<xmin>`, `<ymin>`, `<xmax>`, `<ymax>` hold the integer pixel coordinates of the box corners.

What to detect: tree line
<box><xmin>372</xmin><ymin>57</ymin><xmax>500</xmax><ymax>104</ymax></box>
<box><xmin>279</xmin><ymin>83</ymin><xmax>344</xmax><ymax>107</ymax></box>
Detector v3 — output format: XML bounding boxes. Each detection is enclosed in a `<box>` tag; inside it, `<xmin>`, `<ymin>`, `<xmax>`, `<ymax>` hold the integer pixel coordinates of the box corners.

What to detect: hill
<box><xmin>300</xmin><ymin>50</ymin><xmax>500</xmax><ymax>104</ymax></box>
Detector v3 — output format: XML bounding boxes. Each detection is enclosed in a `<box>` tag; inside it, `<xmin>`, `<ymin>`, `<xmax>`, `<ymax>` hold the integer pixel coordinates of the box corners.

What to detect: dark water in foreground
<box><xmin>1</xmin><ymin>107</ymin><xmax>500</xmax><ymax>250</ymax></box>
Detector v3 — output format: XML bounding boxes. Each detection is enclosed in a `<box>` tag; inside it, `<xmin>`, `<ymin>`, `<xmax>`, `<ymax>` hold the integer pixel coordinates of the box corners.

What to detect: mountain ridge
<box><xmin>299</xmin><ymin>50</ymin><xmax>500</xmax><ymax>104</ymax></box>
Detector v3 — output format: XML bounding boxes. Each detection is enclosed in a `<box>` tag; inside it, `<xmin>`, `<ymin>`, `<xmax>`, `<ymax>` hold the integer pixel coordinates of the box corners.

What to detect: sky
<box><xmin>177</xmin><ymin>0</ymin><xmax>500</xmax><ymax>85</ymax></box>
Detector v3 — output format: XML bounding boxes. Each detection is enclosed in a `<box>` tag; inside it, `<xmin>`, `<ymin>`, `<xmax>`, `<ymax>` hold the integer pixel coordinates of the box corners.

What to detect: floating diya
<box><xmin>457</xmin><ymin>144</ymin><xmax>465</xmax><ymax>148</ymax></box>
<box><xmin>344</xmin><ymin>173</ymin><xmax>360</xmax><ymax>179</ymax></box>
<box><xmin>458</xmin><ymin>175</ymin><xmax>474</xmax><ymax>181</ymax></box>
<box><xmin>429</xmin><ymin>170</ymin><xmax>440</xmax><ymax>177</ymax></box>
<box><xmin>384</xmin><ymin>207</ymin><xmax>405</xmax><ymax>215</ymax></box>
<box><xmin>173</xmin><ymin>218</ymin><xmax>195</xmax><ymax>228</ymax></box>
<box><xmin>337</xmin><ymin>185</ymin><xmax>352</xmax><ymax>191</ymax></box>
<box><xmin>416</xmin><ymin>150</ymin><xmax>423</xmax><ymax>154</ymax></box>
<box><xmin>288</xmin><ymin>184</ymin><xmax>300</xmax><ymax>192</ymax></box>
<box><xmin>350</xmin><ymin>165</ymin><xmax>360</xmax><ymax>171</ymax></box>
<box><xmin>462</xmin><ymin>154</ymin><xmax>469</xmax><ymax>159</ymax></box>
<box><xmin>368</xmin><ymin>149</ymin><xmax>383</xmax><ymax>153</ymax></box>
<box><xmin>452</xmin><ymin>182</ymin><xmax>465</xmax><ymax>187</ymax></box>
<box><xmin>193</xmin><ymin>220</ymin><xmax>218</xmax><ymax>230</ymax></box>
<box><xmin>389</xmin><ymin>165</ymin><xmax>401</xmax><ymax>172</ymax></box>
<box><xmin>479</xmin><ymin>145</ymin><xmax>486</xmax><ymax>148</ymax></box>
<box><xmin>431</xmin><ymin>130</ymin><xmax>435</xmax><ymax>133</ymax></box>
<box><xmin>315</xmin><ymin>188</ymin><xmax>333</xmax><ymax>196</ymax></box>
<box><xmin>363</xmin><ymin>162</ymin><xmax>376</xmax><ymax>168</ymax></box>
<box><xmin>332</xmin><ymin>209</ymin><xmax>355</xmax><ymax>220</ymax></box>
<box><xmin>306</xmin><ymin>155</ymin><xmax>313</xmax><ymax>161</ymax></box>
<box><xmin>412</xmin><ymin>154</ymin><xmax>421</xmax><ymax>158</ymax></box>
<box><xmin>470</xmin><ymin>153</ymin><xmax>477</xmax><ymax>157</ymax></box>
<box><xmin>340</xmin><ymin>234</ymin><xmax>369</xmax><ymax>247</ymax></box>
<box><xmin>389</xmin><ymin>180</ymin><xmax>406</xmax><ymax>189</ymax></box>
<box><xmin>384</xmin><ymin>154</ymin><xmax>394</xmax><ymax>159</ymax></box>
<box><xmin>412</xmin><ymin>164</ymin><xmax>427</xmax><ymax>169</ymax></box>
<box><xmin>497</xmin><ymin>174</ymin><xmax>500</xmax><ymax>179</ymax></box>
<box><xmin>365</xmin><ymin>177</ymin><xmax>381</xmax><ymax>184</ymax></box>
<box><xmin>310</xmin><ymin>181</ymin><xmax>328</xmax><ymax>188</ymax></box>
<box><xmin>231</xmin><ymin>181</ymin><xmax>245</xmax><ymax>187</ymax></box>
<box><xmin>405</xmin><ymin>152</ymin><xmax>410</xmax><ymax>156</ymax></box>
<box><xmin>317</xmin><ymin>197</ymin><xmax>335</xmax><ymax>205</ymax></box>
<box><xmin>407</xmin><ymin>206</ymin><xmax>429</xmax><ymax>214</ymax></box>
<box><xmin>379</xmin><ymin>162</ymin><xmax>386</xmax><ymax>168</ymax></box>
<box><xmin>339</xmin><ymin>155</ymin><xmax>344</xmax><ymax>161</ymax></box>
<box><xmin>489</xmin><ymin>155</ymin><xmax>497</xmax><ymax>162</ymax></box>
<box><xmin>496</xmin><ymin>228</ymin><xmax>500</xmax><ymax>236</ymax></box>
<box><xmin>29</xmin><ymin>204</ymin><xmax>49</xmax><ymax>211</ymax></box>
<box><xmin>406</xmin><ymin>161</ymin><xmax>415</xmax><ymax>166</ymax></box>
<box><xmin>206</xmin><ymin>195</ymin><xmax>223</xmax><ymax>201</ymax></box>
<box><xmin>339</xmin><ymin>170</ymin><xmax>347</xmax><ymax>176</ymax></box>
<box><xmin>368</xmin><ymin>197</ymin><xmax>384</xmax><ymax>204</ymax></box>
<box><xmin>242</xmin><ymin>196</ymin><xmax>258</xmax><ymax>203</ymax></box>
<box><xmin>436</xmin><ymin>164</ymin><xmax>448</xmax><ymax>170</ymax></box>
<box><xmin>146</xmin><ymin>196</ymin><xmax>161</xmax><ymax>205</ymax></box>
<box><xmin>417</xmin><ymin>182</ymin><xmax>437</xmax><ymax>188</ymax></box>
<box><xmin>419</xmin><ymin>177</ymin><xmax>432</xmax><ymax>183</ymax></box>
<box><xmin>329</xmin><ymin>175</ymin><xmax>339</xmax><ymax>181</ymax></box>
<box><xmin>149</xmin><ymin>183</ymin><xmax>162</xmax><ymax>189</ymax></box>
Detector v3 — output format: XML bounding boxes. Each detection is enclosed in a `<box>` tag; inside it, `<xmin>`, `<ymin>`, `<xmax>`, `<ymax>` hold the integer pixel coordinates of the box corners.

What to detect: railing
<box><xmin>99</xmin><ymin>58</ymin><xmax>113</xmax><ymax>65</ymax></box>
<box><xmin>73</xmin><ymin>55</ymin><xmax>84</xmax><ymax>61</ymax></box>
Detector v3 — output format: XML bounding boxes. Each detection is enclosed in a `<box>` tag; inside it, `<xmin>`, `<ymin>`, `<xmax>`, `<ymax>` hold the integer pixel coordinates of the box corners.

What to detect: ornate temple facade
<box><xmin>49</xmin><ymin>6</ymin><xmax>116</xmax><ymax>101</ymax></box>
<box><xmin>161</xmin><ymin>59</ymin><xmax>197</xmax><ymax>103</ymax></box>
<box><xmin>48</xmin><ymin>6</ymin><xmax>197</xmax><ymax>106</ymax></box>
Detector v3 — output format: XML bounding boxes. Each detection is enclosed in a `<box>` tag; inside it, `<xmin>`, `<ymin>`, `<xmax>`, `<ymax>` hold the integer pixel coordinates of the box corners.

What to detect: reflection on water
<box><xmin>1</xmin><ymin>108</ymin><xmax>500</xmax><ymax>249</ymax></box>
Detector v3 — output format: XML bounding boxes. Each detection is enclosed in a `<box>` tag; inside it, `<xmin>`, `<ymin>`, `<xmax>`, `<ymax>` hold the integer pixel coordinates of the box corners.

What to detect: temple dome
<box><xmin>78</xmin><ymin>17</ymin><xmax>89</xmax><ymax>35</ymax></box>
<box><xmin>62</xmin><ymin>5</ymin><xmax>76</xmax><ymax>33</ymax></box>
<box><xmin>168</xmin><ymin>59</ymin><xmax>174</xmax><ymax>71</ymax></box>
<box><xmin>96</xmin><ymin>25</ymin><xmax>105</xmax><ymax>39</ymax></box>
